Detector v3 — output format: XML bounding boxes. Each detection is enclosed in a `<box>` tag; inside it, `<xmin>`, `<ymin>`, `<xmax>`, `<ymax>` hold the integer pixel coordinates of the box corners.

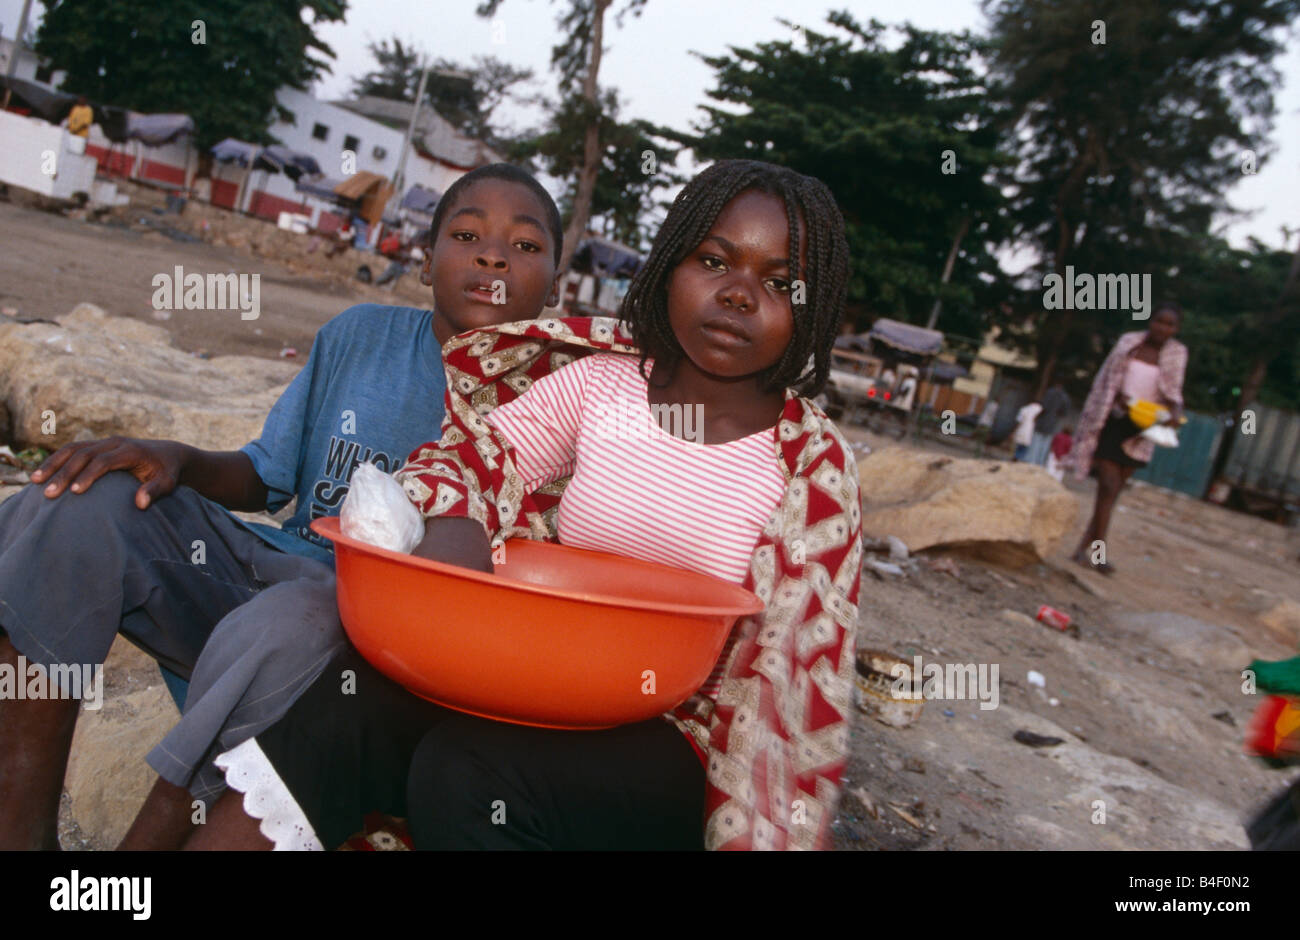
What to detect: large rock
<box><xmin>856</xmin><ymin>449</ymin><xmax>1078</xmax><ymax>565</ymax></box>
<box><xmin>1258</xmin><ymin>598</ymin><xmax>1300</xmax><ymax>645</ymax></box>
<box><xmin>62</xmin><ymin>637</ymin><xmax>175</xmax><ymax>850</ymax></box>
<box><xmin>0</xmin><ymin>303</ymin><xmax>299</xmax><ymax>451</ymax></box>
<box><xmin>1109</xmin><ymin>610</ymin><xmax>1255</xmax><ymax>669</ymax></box>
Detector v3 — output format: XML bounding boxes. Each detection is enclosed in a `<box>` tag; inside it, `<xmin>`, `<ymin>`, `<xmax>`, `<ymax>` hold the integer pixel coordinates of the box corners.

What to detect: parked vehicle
<box><xmin>823</xmin><ymin>319</ymin><xmax>943</xmax><ymax>436</ymax></box>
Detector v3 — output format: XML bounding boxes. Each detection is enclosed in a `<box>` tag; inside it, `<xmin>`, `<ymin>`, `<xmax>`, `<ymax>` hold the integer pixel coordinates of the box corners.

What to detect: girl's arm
<box><xmin>412</xmin><ymin>517</ymin><xmax>493</xmax><ymax>573</ymax></box>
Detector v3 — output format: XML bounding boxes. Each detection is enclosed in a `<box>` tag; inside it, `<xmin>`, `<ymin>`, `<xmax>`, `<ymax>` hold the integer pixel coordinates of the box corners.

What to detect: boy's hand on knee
<box><xmin>31</xmin><ymin>437</ymin><xmax>187</xmax><ymax>508</ymax></box>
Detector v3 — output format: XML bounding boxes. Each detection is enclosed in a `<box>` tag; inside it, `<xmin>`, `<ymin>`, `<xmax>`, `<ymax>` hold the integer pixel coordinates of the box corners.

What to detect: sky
<box><xmin>2</xmin><ymin>0</ymin><xmax>1297</xmax><ymax>255</ymax></box>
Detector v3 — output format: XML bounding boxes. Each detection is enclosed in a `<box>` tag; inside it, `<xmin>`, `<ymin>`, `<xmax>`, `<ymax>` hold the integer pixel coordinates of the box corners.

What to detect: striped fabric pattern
<box><xmin>486</xmin><ymin>352</ymin><xmax>786</xmax><ymax>698</ymax></box>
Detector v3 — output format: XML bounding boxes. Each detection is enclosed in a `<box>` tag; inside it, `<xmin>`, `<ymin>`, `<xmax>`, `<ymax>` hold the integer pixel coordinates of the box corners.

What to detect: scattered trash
<box><xmin>881</xmin><ymin>753</ymin><xmax>905</xmax><ymax>773</ymax></box>
<box><xmin>855</xmin><ymin>649</ymin><xmax>924</xmax><ymax>728</ymax></box>
<box><xmin>1049</xmin><ymin>697</ymin><xmax>1060</xmax><ymax>707</ymax></box>
<box><xmin>1036</xmin><ymin>605</ymin><xmax>1072</xmax><ymax>631</ymax></box>
<box><xmin>279</xmin><ymin>347</ymin><xmax>298</xmax><ymax>359</ymax></box>
<box><xmin>904</xmin><ymin>757</ymin><xmax>926</xmax><ymax>774</ymax></box>
<box><xmin>1211</xmin><ymin>710</ymin><xmax>1236</xmax><ymax>727</ymax></box>
<box><xmin>1183</xmin><ymin>564</ymin><xmax>1201</xmax><ymax>575</ymax></box>
<box><xmin>848</xmin><ymin>786</ymin><xmax>879</xmax><ymax>819</ymax></box>
<box><xmin>254</xmin><ymin>327</ymin><xmax>264</xmax><ymax>335</ymax></box>
<box><xmin>887</xmin><ymin>535</ymin><xmax>909</xmax><ymax>562</ymax></box>
<box><xmin>888</xmin><ymin>803</ymin><xmax>924</xmax><ymax>829</ymax></box>
<box><xmin>987</xmin><ymin>570</ymin><xmax>1019</xmax><ymax>590</ymax></box>
<box><xmin>926</xmin><ymin>556</ymin><xmax>961</xmax><ymax>577</ymax></box>
<box><xmin>1026</xmin><ymin>670</ymin><xmax>1046</xmax><ymax>688</ymax></box>
<box><xmin>12</xmin><ymin>448</ymin><xmax>48</xmax><ymax>471</ymax></box>
<box><xmin>943</xmin><ymin>709</ymin><xmax>955</xmax><ymax>718</ymax></box>
<box><xmin>866</xmin><ymin>558</ymin><xmax>905</xmax><ymax>577</ymax></box>
<box><xmin>1013</xmin><ymin>729</ymin><xmax>1065</xmax><ymax>748</ymax></box>
<box><xmin>191</xmin><ymin>348</ymin><xmax>212</xmax><ymax>359</ymax></box>
<box><xmin>151</xmin><ymin>309</ymin><xmax>171</xmax><ymax>321</ymax></box>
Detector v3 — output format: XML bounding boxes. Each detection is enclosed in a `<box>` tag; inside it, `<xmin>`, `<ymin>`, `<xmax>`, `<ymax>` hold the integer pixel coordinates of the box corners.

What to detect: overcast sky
<box><xmin>3</xmin><ymin>0</ymin><xmax>1296</xmax><ymax>255</ymax></box>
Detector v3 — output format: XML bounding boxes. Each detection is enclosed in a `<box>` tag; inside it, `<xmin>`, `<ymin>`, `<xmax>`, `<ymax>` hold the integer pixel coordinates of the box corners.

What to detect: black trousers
<box><xmin>256</xmin><ymin>644</ymin><xmax>706</xmax><ymax>850</ymax></box>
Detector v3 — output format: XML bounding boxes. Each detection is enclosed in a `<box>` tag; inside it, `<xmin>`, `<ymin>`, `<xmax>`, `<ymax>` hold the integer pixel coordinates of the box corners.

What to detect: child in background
<box><xmin>1047</xmin><ymin>425</ymin><xmax>1074</xmax><ymax>481</ymax></box>
<box><xmin>190</xmin><ymin>159</ymin><xmax>864</xmax><ymax>852</ymax></box>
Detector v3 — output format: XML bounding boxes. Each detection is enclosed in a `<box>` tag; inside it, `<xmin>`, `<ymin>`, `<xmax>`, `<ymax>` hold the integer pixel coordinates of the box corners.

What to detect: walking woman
<box><xmin>1068</xmin><ymin>302</ymin><xmax>1187</xmax><ymax>573</ymax></box>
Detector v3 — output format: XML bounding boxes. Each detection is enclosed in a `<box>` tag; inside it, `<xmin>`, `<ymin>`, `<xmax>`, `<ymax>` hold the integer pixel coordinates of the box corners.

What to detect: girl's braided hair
<box><xmin>620</xmin><ymin>159</ymin><xmax>850</xmax><ymax>397</ymax></box>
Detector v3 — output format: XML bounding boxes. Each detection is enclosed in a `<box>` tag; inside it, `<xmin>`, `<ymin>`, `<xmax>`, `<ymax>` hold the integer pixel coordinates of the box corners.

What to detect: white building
<box><xmin>2</xmin><ymin>34</ymin><xmax>498</xmax><ymax>234</ymax></box>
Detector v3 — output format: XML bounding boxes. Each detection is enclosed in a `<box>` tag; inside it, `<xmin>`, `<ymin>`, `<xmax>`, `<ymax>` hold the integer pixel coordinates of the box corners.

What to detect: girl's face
<box><xmin>665</xmin><ymin>189</ymin><xmax>800</xmax><ymax>382</ymax></box>
<box><xmin>1146</xmin><ymin>308</ymin><xmax>1180</xmax><ymax>347</ymax></box>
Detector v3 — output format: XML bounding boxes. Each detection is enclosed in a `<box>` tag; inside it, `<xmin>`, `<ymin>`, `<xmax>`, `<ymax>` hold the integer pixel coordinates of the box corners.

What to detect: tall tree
<box><xmin>349</xmin><ymin>38</ymin><xmax>533</xmax><ymax>148</ymax></box>
<box><xmin>512</xmin><ymin>88</ymin><xmax>683</xmax><ymax>250</ymax></box>
<box><xmin>982</xmin><ymin>0</ymin><xmax>1300</xmax><ymax>396</ymax></box>
<box><xmin>34</xmin><ymin>0</ymin><xmax>347</xmax><ymax>150</ymax></box>
<box><xmin>477</xmin><ymin>0</ymin><xmax>648</xmax><ymax>272</ymax></box>
<box><xmin>685</xmin><ymin>13</ymin><xmax>1013</xmax><ymax>338</ymax></box>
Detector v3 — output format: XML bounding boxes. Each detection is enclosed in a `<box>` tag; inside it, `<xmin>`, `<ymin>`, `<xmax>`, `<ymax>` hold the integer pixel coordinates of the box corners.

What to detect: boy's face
<box><xmin>423</xmin><ymin>178</ymin><xmax>561</xmax><ymax>345</ymax></box>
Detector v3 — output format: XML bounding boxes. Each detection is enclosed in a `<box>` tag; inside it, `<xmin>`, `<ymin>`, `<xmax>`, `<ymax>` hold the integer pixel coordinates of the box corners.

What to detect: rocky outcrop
<box><xmin>856</xmin><ymin>449</ymin><xmax>1079</xmax><ymax>565</ymax></box>
<box><xmin>0</xmin><ymin>303</ymin><xmax>298</xmax><ymax>451</ymax></box>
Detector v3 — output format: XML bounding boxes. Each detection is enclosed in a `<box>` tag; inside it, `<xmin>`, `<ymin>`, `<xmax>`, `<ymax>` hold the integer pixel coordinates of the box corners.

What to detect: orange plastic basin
<box><xmin>311</xmin><ymin>517</ymin><xmax>765</xmax><ymax>730</ymax></box>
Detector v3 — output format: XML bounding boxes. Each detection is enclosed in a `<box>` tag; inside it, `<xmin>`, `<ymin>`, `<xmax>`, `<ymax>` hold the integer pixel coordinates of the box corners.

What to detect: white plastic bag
<box><xmin>1140</xmin><ymin>424</ymin><xmax>1180</xmax><ymax>448</ymax></box>
<box><xmin>340</xmin><ymin>461</ymin><xmax>424</xmax><ymax>554</ymax></box>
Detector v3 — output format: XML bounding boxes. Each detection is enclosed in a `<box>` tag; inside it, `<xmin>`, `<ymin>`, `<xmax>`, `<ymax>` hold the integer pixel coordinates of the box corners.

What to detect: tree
<box><xmin>981</xmin><ymin>0</ymin><xmax>1300</xmax><ymax>397</ymax></box>
<box><xmin>349</xmin><ymin>37</ymin><xmax>533</xmax><ymax>149</ymax></box>
<box><xmin>685</xmin><ymin>13</ymin><xmax>1013</xmax><ymax>338</ymax></box>
<box><xmin>34</xmin><ymin>0</ymin><xmax>347</xmax><ymax>150</ymax></box>
<box><xmin>512</xmin><ymin>89</ymin><xmax>683</xmax><ymax>250</ymax></box>
<box><xmin>477</xmin><ymin>0</ymin><xmax>649</xmax><ymax>272</ymax></box>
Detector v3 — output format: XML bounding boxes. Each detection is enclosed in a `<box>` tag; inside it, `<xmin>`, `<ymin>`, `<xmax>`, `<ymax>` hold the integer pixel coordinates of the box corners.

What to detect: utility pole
<box><xmin>391</xmin><ymin>56</ymin><xmax>430</xmax><ymax>198</ymax></box>
<box><xmin>1</xmin><ymin>0</ymin><xmax>35</xmax><ymax>111</ymax></box>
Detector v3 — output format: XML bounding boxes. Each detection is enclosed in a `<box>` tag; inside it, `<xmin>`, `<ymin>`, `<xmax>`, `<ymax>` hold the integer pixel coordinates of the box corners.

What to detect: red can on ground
<box><xmin>1036</xmin><ymin>605</ymin><xmax>1072</xmax><ymax>631</ymax></box>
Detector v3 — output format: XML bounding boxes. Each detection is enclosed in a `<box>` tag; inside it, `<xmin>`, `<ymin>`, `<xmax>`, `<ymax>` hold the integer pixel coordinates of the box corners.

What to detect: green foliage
<box><xmin>982</xmin><ymin>0</ymin><xmax>1300</xmax><ymax>393</ymax></box>
<box><xmin>34</xmin><ymin>0</ymin><xmax>347</xmax><ymax>150</ymax></box>
<box><xmin>349</xmin><ymin>37</ymin><xmax>533</xmax><ymax>149</ymax></box>
<box><xmin>509</xmin><ymin>90</ymin><xmax>684</xmax><ymax>251</ymax></box>
<box><xmin>685</xmin><ymin>12</ymin><xmax>1013</xmax><ymax>337</ymax></box>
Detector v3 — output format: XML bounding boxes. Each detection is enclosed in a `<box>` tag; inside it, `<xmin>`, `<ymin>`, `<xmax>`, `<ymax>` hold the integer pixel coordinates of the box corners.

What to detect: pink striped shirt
<box><xmin>486</xmin><ymin>352</ymin><xmax>786</xmax><ymax>701</ymax></box>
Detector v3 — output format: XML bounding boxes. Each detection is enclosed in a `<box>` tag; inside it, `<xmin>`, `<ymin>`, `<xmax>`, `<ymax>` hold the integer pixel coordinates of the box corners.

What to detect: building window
<box><xmin>34</xmin><ymin>63</ymin><xmax>55</xmax><ymax>84</ymax></box>
<box><xmin>372</xmin><ymin>145</ymin><xmax>387</xmax><ymax>160</ymax></box>
<box><xmin>312</xmin><ymin>122</ymin><xmax>329</xmax><ymax>141</ymax></box>
<box><xmin>343</xmin><ymin>134</ymin><xmax>360</xmax><ymax>154</ymax></box>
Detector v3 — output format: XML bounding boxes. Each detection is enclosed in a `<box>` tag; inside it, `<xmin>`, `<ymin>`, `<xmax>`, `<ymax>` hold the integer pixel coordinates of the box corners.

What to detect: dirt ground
<box><xmin>2</xmin><ymin>186</ymin><xmax>1297</xmax><ymax>851</ymax></box>
<box><xmin>833</xmin><ymin>422</ymin><xmax>1300</xmax><ymax>850</ymax></box>
<box><xmin>0</xmin><ymin>187</ymin><xmax>435</xmax><ymax>360</ymax></box>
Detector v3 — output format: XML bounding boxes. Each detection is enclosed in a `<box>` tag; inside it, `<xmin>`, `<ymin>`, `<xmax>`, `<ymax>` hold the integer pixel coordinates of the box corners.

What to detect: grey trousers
<box><xmin>0</xmin><ymin>472</ymin><xmax>346</xmax><ymax>802</ymax></box>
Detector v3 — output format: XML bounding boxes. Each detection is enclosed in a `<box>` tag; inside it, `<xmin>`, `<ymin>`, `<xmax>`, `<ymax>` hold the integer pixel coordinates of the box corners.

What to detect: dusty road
<box><xmin>0</xmin><ymin>194</ymin><xmax>433</xmax><ymax>361</ymax></box>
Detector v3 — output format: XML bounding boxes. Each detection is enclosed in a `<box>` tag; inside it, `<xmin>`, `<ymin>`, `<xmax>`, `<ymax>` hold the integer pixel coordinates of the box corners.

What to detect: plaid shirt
<box><xmin>1068</xmin><ymin>331</ymin><xmax>1187</xmax><ymax>479</ymax></box>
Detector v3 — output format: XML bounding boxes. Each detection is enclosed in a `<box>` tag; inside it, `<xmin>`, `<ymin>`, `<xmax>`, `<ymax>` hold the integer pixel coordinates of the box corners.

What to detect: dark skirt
<box><xmin>1093</xmin><ymin>411</ymin><xmax>1149</xmax><ymax>469</ymax></box>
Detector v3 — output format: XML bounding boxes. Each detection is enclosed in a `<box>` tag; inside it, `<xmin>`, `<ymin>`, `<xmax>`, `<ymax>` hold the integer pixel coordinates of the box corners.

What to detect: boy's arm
<box><xmin>32</xmin><ymin>438</ymin><xmax>267</xmax><ymax>511</ymax></box>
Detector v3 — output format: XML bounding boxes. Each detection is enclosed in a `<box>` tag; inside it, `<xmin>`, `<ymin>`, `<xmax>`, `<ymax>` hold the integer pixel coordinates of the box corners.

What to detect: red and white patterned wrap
<box><xmin>395</xmin><ymin>316</ymin><xmax>863</xmax><ymax>850</ymax></box>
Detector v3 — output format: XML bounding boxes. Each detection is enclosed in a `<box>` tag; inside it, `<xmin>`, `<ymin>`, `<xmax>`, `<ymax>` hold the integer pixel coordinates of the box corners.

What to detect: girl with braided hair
<box><xmin>190</xmin><ymin>159</ymin><xmax>863</xmax><ymax>851</ymax></box>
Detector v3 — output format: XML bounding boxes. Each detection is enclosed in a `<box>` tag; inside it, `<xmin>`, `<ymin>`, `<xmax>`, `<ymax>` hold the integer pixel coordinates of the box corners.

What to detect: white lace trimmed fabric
<box><xmin>214</xmin><ymin>738</ymin><xmax>324</xmax><ymax>851</ymax></box>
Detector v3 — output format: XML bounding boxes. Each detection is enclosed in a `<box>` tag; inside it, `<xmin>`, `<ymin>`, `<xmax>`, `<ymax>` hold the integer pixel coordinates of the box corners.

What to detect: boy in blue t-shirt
<box><xmin>0</xmin><ymin>164</ymin><xmax>563</xmax><ymax>850</ymax></box>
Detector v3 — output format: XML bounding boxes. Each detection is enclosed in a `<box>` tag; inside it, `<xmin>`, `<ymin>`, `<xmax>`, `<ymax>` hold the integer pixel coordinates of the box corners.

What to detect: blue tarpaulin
<box><xmin>125</xmin><ymin>112</ymin><xmax>194</xmax><ymax>146</ymax></box>
<box><xmin>571</xmin><ymin>237</ymin><xmax>642</xmax><ymax>277</ymax></box>
<box><xmin>400</xmin><ymin>184</ymin><xmax>441</xmax><ymax>216</ymax></box>
<box><xmin>211</xmin><ymin>140</ymin><xmax>321</xmax><ymax>180</ymax></box>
